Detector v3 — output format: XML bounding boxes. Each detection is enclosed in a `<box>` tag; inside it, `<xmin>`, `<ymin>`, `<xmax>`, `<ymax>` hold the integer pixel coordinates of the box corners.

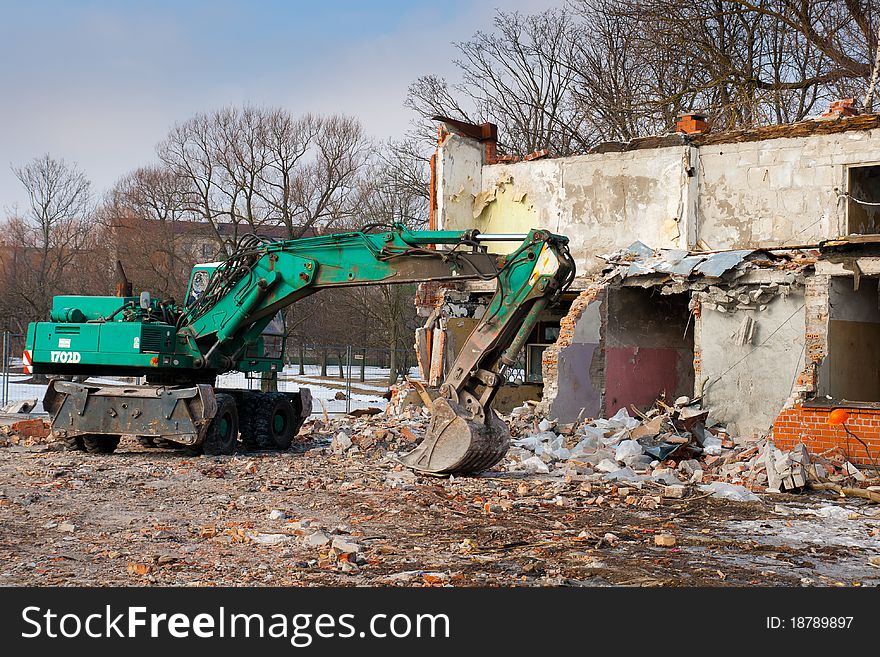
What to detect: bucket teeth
<box><xmin>399</xmin><ymin>398</ymin><xmax>510</xmax><ymax>475</ymax></box>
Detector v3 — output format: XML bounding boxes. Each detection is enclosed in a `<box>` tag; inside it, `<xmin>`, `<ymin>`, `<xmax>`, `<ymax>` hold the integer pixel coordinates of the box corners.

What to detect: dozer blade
<box><xmin>43</xmin><ymin>380</ymin><xmax>216</xmax><ymax>444</ymax></box>
<box><xmin>399</xmin><ymin>397</ymin><xmax>510</xmax><ymax>475</ymax></box>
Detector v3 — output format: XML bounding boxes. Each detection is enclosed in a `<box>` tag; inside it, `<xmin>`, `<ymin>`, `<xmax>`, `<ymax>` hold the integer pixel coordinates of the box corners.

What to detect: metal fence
<box><xmin>261</xmin><ymin>344</ymin><xmax>418</xmax><ymax>416</ymax></box>
<box><xmin>1</xmin><ymin>332</ymin><xmax>33</xmax><ymax>410</ymax></box>
<box><xmin>0</xmin><ymin>333</ymin><xmax>417</xmax><ymax>417</ymax></box>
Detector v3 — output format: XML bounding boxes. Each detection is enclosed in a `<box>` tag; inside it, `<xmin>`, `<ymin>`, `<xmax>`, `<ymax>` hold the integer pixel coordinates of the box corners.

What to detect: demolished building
<box><xmin>415</xmin><ymin>109</ymin><xmax>880</xmax><ymax>466</ymax></box>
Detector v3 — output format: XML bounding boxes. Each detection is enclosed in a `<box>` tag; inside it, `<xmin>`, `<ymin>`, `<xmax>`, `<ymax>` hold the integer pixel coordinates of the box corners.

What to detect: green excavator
<box><xmin>24</xmin><ymin>224</ymin><xmax>574</xmax><ymax>475</ymax></box>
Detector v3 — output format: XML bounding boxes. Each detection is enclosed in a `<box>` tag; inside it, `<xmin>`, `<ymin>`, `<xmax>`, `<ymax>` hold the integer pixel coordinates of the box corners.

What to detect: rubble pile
<box><xmin>1</xmin><ymin>384</ymin><xmax>873</xmax><ymax>508</ymax></box>
<box><xmin>304</xmin><ymin>407</ymin><xmax>430</xmax><ymax>463</ymax></box>
<box><xmin>314</xmin><ymin>379</ymin><xmax>876</xmax><ymax>503</ymax></box>
<box><xmin>501</xmin><ymin>398</ymin><xmax>875</xmax><ymax>499</ymax></box>
<box><xmin>599</xmin><ymin>241</ymin><xmax>814</xmax><ymax>291</ymax></box>
<box><xmin>0</xmin><ymin>419</ymin><xmax>54</xmax><ymax>448</ymax></box>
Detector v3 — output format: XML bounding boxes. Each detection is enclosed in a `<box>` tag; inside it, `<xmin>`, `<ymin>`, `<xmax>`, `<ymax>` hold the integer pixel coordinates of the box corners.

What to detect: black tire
<box><xmin>63</xmin><ymin>436</ymin><xmax>85</xmax><ymax>452</ymax></box>
<box><xmin>136</xmin><ymin>436</ymin><xmax>157</xmax><ymax>448</ymax></box>
<box><xmin>252</xmin><ymin>392</ymin><xmax>297</xmax><ymax>451</ymax></box>
<box><xmin>202</xmin><ymin>393</ymin><xmax>238</xmax><ymax>456</ymax></box>
<box><xmin>82</xmin><ymin>435</ymin><xmax>121</xmax><ymax>454</ymax></box>
<box><xmin>237</xmin><ymin>391</ymin><xmax>260</xmax><ymax>451</ymax></box>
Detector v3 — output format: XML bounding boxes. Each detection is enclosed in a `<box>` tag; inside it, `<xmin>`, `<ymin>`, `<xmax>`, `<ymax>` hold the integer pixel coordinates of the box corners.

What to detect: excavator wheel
<box><xmin>201</xmin><ymin>393</ymin><xmax>238</xmax><ymax>456</ymax></box>
<box><xmin>62</xmin><ymin>436</ymin><xmax>85</xmax><ymax>452</ymax></box>
<box><xmin>399</xmin><ymin>397</ymin><xmax>510</xmax><ymax>475</ymax></box>
<box><xmin>237</xmin><ymin>391</ymin><xmax>261</xmax><ymax>451</ymax></box>
<box><xmin>251</xmin><ymin>392</ymin><xmax>297</xmax><ymax>451</ymax></box>
<box><xmin>82</xmin><ymin>434</ymin><xmax>121</xmax><ymax>454</ymax></box>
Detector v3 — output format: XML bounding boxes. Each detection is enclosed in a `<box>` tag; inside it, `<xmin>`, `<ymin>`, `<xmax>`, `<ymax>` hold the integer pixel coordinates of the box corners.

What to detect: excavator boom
<box><xmin>26</xmin><ymin>224</ymin><xmax>574</xmax><ymax>474</ymax></box>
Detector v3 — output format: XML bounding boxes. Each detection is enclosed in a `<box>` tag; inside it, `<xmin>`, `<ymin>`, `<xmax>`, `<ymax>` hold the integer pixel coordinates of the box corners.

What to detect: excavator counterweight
<box><xmin>25</xmin><ymin>224</ymin><xmax>574</xmax><ymax>475</ymax></box>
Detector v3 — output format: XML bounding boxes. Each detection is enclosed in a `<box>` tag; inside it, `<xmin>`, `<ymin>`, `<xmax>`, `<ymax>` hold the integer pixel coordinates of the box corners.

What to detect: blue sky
<box><xmin>0</xmin><ymin>0</ymin><xmax>554</xmax><ymax>210</ymax></box>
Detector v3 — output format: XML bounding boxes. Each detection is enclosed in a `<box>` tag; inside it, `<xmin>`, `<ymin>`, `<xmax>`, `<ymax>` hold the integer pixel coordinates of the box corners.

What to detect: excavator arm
<box><xmin>174</xmin><ymin>227</ymin><xmax>571</xmax><ymax>372</ymax></box>
<box><xmin>28</xmin><ymin>224</ymin><xmax>574</xmax><ymax>474</ymax></box>
<box><xmin>177</xmin><ymin>225</ymin><xmax>574</xmax><ymax>473</ymax></box>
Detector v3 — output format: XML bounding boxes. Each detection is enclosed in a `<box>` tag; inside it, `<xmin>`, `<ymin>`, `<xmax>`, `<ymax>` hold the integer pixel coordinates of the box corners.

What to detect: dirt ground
<box><xmin>1</xmin><ymin>420</ymin><xmax>878</xmax><ymax>588</ymax></box>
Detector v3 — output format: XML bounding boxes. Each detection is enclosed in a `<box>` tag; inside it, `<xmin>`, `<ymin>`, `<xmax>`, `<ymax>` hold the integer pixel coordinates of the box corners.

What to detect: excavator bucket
<box><xmin>399</xmin><ymin>397</ymin><xmax>510</xmax><ymax>475</ymax></box>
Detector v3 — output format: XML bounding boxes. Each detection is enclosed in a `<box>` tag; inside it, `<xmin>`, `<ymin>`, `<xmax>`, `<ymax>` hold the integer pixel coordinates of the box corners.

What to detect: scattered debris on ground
<box><xmin>0</xmin><ymin>418</ymin><xmax>54</xmax><ymax>447</ymax></box>
<box><xmin>0</xmin><ymin>394</ymin><xmax>877</xmax><ymax>587</ymax></box>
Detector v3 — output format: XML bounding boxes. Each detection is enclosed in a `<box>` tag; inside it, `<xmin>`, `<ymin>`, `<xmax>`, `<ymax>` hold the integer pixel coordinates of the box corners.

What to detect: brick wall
<box><xmin>772</xmin><ymin>404</ymin><xmax>880</xmax><ymax>465</ymax></box>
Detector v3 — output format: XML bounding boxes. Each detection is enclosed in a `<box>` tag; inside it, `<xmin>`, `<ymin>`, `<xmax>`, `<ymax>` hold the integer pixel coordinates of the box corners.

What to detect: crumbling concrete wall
<box><xmin>694</xmin><ymin>132</ymin><xmax>865</xmax><ymax>248</ymax></box>
<box><xmin>539</xmin><ymin>286</ymin><xmax>605</xmax><ymax>422</ymax></box>
<box><xmin>435</xmin><ymin>119</ymin><xmax>880</xmax><ymax>271</ymax></box>
<box><xmin>435</xmin><ymin>132</ymin><xmax>484</xmax><ymax>236</ymax></box>
<box><xmin>440</xmin><ymin>147</ymin><xmax>692</xmax><ymax>271</ymax></box>
<box><xmin>697</xmin><ymin>286</ymin><xmax>806</xmax><ymax>437</ymax></box>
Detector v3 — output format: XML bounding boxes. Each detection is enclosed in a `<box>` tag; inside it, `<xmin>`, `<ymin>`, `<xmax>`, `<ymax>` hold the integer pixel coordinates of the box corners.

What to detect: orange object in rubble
<box><xmin>828</xmin><ymin>408</ymin><xmax>850</xmax><ymax>425</ymax></box>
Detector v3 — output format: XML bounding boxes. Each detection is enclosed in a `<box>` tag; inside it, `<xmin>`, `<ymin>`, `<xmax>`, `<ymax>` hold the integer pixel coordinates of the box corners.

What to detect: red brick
<box><xmin>10</xmin><ymin>419</ymin><xmax>50</xmax><ymax>439</ymax></box>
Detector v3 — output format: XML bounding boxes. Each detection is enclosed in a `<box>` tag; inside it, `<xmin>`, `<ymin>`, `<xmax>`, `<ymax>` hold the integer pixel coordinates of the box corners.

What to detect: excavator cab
<box><xmin>185</xmin><ymin>263</ymin><xmax>220</xmax><ymax>307</ymax></box>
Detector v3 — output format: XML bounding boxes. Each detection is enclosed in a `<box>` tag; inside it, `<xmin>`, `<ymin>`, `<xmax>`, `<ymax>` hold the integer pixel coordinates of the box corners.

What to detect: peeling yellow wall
<box><xmin>471</xmin><ymin>176</ymin><xmax>537</xmax><ymax>254</ymax></box>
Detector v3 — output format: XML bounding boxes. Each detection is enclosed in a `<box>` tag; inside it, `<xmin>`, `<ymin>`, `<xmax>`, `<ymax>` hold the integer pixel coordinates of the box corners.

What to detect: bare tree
<box><xmin>356</xmin><ymin>146</ymin><xmax>429</xmax><ymax>229</ymax></box>
<box><xmin>99</xmin><ymin>166</ymin><xmax>197</xmax><ymax>301</ymax></box>
<box><xmin>263</xmin><ymin>114</ymin><xmax>370</xmax><ymax>237</ymax></box>
<box><xmin>213</xmin><ymin>106</ymin><xmax>271</xmax><ymax>231</ymax></box>
<box><xmin>603</xmin><ymin>0</ymin><xmax>879</xmax><ymax>129</ymax></box>
<box><xmin>1</xmin><ymin>155</ymin><xmax>98</xmax><ymax>323</ymax></box>
<box><xmin>569</xmin><ymin>1</ymin><xmax>679</xmax><ymax>140</ymax></box>
<box><xmin>158</xmin><ymin>113</ymin><xmax>235</xmax><ymax>252</ymax></box>
<box><xmin>159</xmin><ymin>107</ymin><xmax>371</xmax><ymax>247</ymax></box>
<box><xmin>381</xmin><ymin>139</ymin><xmax>432</xmax><ymax>203</ymax></box>
<box><xmin>410</xmin><ymin>3</ymin><xmax>880</xmax><ymax>149</ymax></box>
<box><xmin>407</xmin><ymin>8</ymin><xmax>591</xmax><ymax>156</ymax></box>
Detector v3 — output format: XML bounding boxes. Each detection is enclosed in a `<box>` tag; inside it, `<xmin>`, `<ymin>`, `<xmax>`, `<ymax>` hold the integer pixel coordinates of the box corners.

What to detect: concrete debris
<box><xmin>845</xmin><ymin>462</ymin><xmax>867</xmax><ymax>482</ymax></box>
<box><xmin>1</xmin><ymin>399</ymin><xmax>37</xmax><ymax>414</ymax></box>
<box><xmin>615</xmin><ymin>440</ymin><xmax>646</xmax><ymax>466</ymax></box>
<box><xmin>303</xmin><ymin>530</ymin><xmax>331</xmax><ymax>548</ymax></box>
<box><xmin>601</xmin><ymin>242</ymin><xmax>812</xmax><ymax>287</ymax></box>
<box><xmin>598</xmin><ymin>242</ymin><xmax>812</xmax><ymax>316</ymax></box>
<box><xmin>499</xmin><ymin>396</ymin><xmax>874</xmax><ymax>500</ymax></box>
<box><xmin>537</xmin><ymin>418</ymin><xmax>556</xmax><ymax>432</ymax></box>
<box><xmin>699</xmin><ymin>482</ymin><xmax>760</xmax><ymax>502</ymax></box>
<box><xmin>520</xmin><ymin>456</ymin><xmax>551</xmax><ymax>474</ymax></box>
<box><xmin>331</xmin><ymin>431</ymin><xmax>353</xmax><ymax>454</ymax></box>
<box><xmin>735</xmin><ymin>315</ymin><xmax>756</xmax><ymax>345</ymax></box>
<box><xmin>249</xmin><ymin>532</ymin><xmax>293</xmax><ymax>546</ymax></box>
<box><xmin>663</xmin><ymin>485</ymin><xmax>687</xmax><ymax>499</ymax></box>
<box><xmin>331</xmin><ymin>536</ymin><xmax>361</xmax><ymax>555</ymax></box>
